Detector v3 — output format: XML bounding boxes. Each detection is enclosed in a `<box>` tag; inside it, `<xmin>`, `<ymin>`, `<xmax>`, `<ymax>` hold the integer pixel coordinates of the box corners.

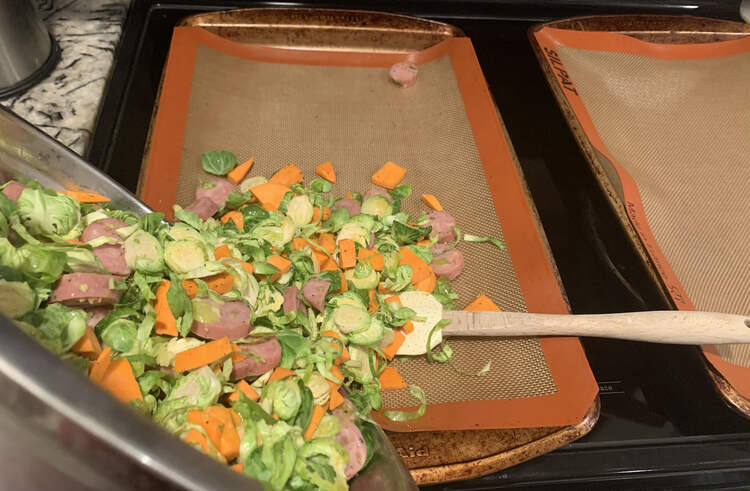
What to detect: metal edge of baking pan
<box><xmin>527</xmin><ymin>14</ymin><xmax>750</xmax><ymax>418</ymax></box>
<box><xmin>0</xmin><ymin>106</ymin><xmax>262</xmax><ymax>490</ymax></box>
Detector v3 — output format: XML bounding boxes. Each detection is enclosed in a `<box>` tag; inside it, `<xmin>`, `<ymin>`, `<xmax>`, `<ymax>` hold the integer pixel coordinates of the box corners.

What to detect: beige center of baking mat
<box><xmin>556</xmin><ymin>46</ymin><xmax>750</xmax><ymax>366</ymax></box>
<box><xmin>181</xmin><ymin>44</ymin><xmax>556</xmax><ymax>402</ymax></box>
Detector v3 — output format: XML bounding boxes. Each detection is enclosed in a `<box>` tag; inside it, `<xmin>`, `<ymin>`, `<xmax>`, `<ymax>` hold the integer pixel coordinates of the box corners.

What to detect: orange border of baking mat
<box><xmin>533</xmin><ymin>26</ymin><xmax>750</xmax><ymax>399</ymax></box>
<box><xmin>143</xmin><ymin>26</ymin><xmax>598</xmax><ymax>430</ymax></box>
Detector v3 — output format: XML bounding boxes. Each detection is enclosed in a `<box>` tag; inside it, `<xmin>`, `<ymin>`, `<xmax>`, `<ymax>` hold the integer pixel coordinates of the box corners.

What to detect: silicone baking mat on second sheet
<box><xmin>533</xmin><ymin>22</ymin><xmax>750</xmax><ymax>398</ymax></box>
<box><xmin>140</xmin><ymin>26</ymin><xmax>597</xmax><ymax>432</ymax></box>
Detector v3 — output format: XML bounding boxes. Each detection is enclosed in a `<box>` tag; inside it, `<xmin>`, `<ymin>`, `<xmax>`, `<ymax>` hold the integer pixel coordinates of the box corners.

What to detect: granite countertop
<box><xmin>0</xmin><ymin>0</ymin><xmax>131</xmax><ymax>156</ymax></box>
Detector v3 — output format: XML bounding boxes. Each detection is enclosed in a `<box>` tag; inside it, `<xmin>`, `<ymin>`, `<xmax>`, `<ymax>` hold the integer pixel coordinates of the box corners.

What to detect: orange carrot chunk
<box><xmin>338</xmin><ymin>238</ymin><xmax>356</xmax><ymax>269</ymax></box>
<box><xmin>268</xmin><ymin>367</ymin><xmax>295</xmax><ymax>383</ymax></box>
<box><xmin>230</xmin><ymin>463</ymin><xmax>244</xmax><ymax>473</ymax></box>
<box><xmin>382</xmin><ymin>330</ymin><xmax>406</xmax><ymax>360</ymax></box>
<box><xmin>181</xmin><ymin>280</ymin><xmax>198</xmax><ymax>299</ymax></box>
<box><xmin>154</xmin><ymin>280</ymin><xmax>178</xmax><ymax>336</ymax></box>
<box><xmin>63</xmin><ymin>190</ymin><xmax>110</xmax><ymax>203</ymax></box>
<box><xmin>329</xmin><ymin>387</ymin><xmax>345</xmax><ymax>410</ymax></box>
<box><xmin>250</xmin><ymin>182</ymin><xmax>291</xmax><ymax>211</ymax></box>
<box><xmin>228</xmin><ymin>380</ymin><xmax>260</xmax><ymax>402</ymax></box>
<box><xmin>401</xmin><ymin>320</ymin><xmax>415</xmax><ymax>334</ymax></box>
<box><xmin>220</xmin><ymin>211</ymin><xmax>243</xmax><ymax>229</ymax></box>
<box><xmin>96</xmin><ymin>358</ymin><xmax>143</xmax><ymax>403</ymax></box>
<box><xmin>421</xmin><ymin>194</ymin><xmax>443</xmax><ymax>211</ymax></box>
<box><xmin>267</xmin><ymin>254</ymin><xmax>291</xmax><ymax>282</ymax></box>
<box><xmin>89</xmin><ymin>346</ymin><xmax>112</xmax><ymax>383</ymax></box>
<box><xmin>398</xmin><ymin>246</ymin><xmax>432</xmax><ymax>285</ymax></box>
<box><xmin>315</xmin><ymin>161</ymin><xmax>336</xmax><ymax>183</ymax></box>
<box><xmin>357</xmin><ymin>248</ymin><xmax>384</xmax><ymax>271</ymax></box>
<box><xmin>268</xmin><ymin>164</ymin><xmax>304</xmax><ymax>186</ymax></box>
<box><xmin>465</xmin><ymin>293</ymin><xmax>502</xmax><ymax>312</ymax></box>
<box><xmin>67</xmin><ymin>238</ymin><xmax>87</xmax><ymax>245</ymax></box>
<box><xmin>317</xmin><ymin>233</ymin><xmax>336</xmax><ymax>255</ymax></box>
<box><xmin>371</xmin><ymin>161</ymin><xmax>406</xmax><ymax>190</ymax></box>
<box><xmin>184</xmin><ymin>428</ymin><xmax>211</xmax><ymax>455</ymax></box>
<box><xmin>239</xmin><ymin>260</ymin><xmax>254</xmax><ymax>274</ymax></box>
<box><xmin>72</xmin><ymin>326</ymin><xmax>102</xmax><ymax>359</ymax></box>
<box><xmin>320</xmin><ymin>258</ymin><xmax>339</xmax><ymax>272</ymax></box>
<box><xmin>205</xmin><ymin>271</ymin><xmax>235</xmax><ymax>294</ymax></box>
<box><xmin>414</xmin><ymin>270</ymin><xmax>436</xmax><ymax>293</ymax></box>
<box><xmin>304</xmin><ymin>404</ymin><xmax>329</xmax><ymax>440</ymax></box>
<box><xmin>214</xmin><ymin>244</ymin><xmax>232</xmax><ymax>259</ymax></box>
<box><xmin>174</xmin><ymin>337</ymin><xmax>233</xmax><ymax>372</ymax></box>
<box><xmin>379</xmin><ymin>366</ymin><xmax>407</xmax><ymax>390</ymax></box>
<box><xmin>321</xmin><ymin>330</ymin><xmax>350</xmax><ymax>364</ymax></box>
<box><xmin>227</xmin><ymin>157</ymin><xmax>254</xmax><ymax>184</ymax></box>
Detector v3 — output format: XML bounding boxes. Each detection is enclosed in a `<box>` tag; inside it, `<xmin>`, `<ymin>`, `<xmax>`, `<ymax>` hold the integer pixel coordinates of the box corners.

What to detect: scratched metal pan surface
<box><xmin>0</xmin><ymin>107</ymin><xmax>414</xmax><ymax>490</ymax></box>
<box><xmin>138</xmin><ymin>8</ymin><xmax>600</xmax><ymax>486</ymax></box>
<box><xmin>528</xmin><ymin>15</ymin><xmax>750</xmax><ymax>419</ymax></box>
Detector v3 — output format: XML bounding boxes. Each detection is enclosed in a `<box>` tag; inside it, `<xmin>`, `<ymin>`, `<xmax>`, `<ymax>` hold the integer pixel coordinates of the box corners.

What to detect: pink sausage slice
<box><xmin>332</xmin><ymin>199</ymin><xmax>360</xmax><ymax>217</ymax></box>
<box><xmin>85</xmin><ymin>306</ymin><xmax>111</xmax><ymax>329</ymax></box>
<box><xmin>426</xmin><ymin>211</ymin><xmax>457</xmax><ymax>243</ymax></box>
<box><xmin>93</xmin><ymin>244</ymin><xmax>131</xmax><ymax>275</ymax></box>
<box><xmin>231</xmin><ymin>338</ymin><xmax>282</xmax><ymax>379</ymax></box>
<box><xmin>335</xmin><ymin>419</ymin><xmax>368</xmax><ymax>479</ymax></box>
<box><xmin>184</xmin><ymin>197</ymin><xmax>219</xmax><ymax>220</ymax></box>
<box><xmin>431</xmin><ymin>248</ymin><xmax>464</xmax><ymax>280</ymax></box>
<box><xmin>195</xmin><ymin>178</ymin><xmax>234</xmax><ymax>206</ymax></box>
<box><xmin>49</xmin><ymin>273</ymin><xmax>123</xmax><ymax>306</ymax></box>
<box><xmin>191</xmin><ymin>301</ymin><xmax>252</xmax><ymax>340</ymax></box>
<box><xmin>1</xmin><ymin>180</ymin><xmax>28</xmax><ymax>202</ymax></box>
<box><xmin>81</xmin><ymin>218</ymin><xmax>129</xmax><ymax>243</ymax></box>
<box><xmin>389</xmin><ymin>62</ymin><xmax>418</xmax><ymax>88</ymax></box>
<box><xmin>302</xmin><ymin>278</ymin><xmax>330</xmax><ymax>312</ymax></box>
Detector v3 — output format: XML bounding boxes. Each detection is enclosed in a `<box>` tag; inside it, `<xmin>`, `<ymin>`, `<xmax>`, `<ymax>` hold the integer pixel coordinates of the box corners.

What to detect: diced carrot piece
<box><xmin>67</xmin><ymin>239</ymin><xmax>87</xmax><ymax>245</ymax></box>
<box><xmin>332</xmin><ymin>271</ymin><xmax>348</xmax><ymax>293</ymax></box>
<box><xmin>184</xmin><ymin>428</ymin><xmax>211</xmax><ymax>454</ymax></box>
<box><xmin>311</xmin><ymin>206</ymin><xmax>331</xmax><ymax>224</ymax></box>
<box><xmin>414</xmin><ymin>270</ymin><xmax>436</xmax><ymax>293</ymax></box>
<box><xmin>228</xmin><ymin>380</ymin><xmax>259</xmax><ymax>402</ymax></box>
<box><xmin>401</xmin><ymin>320</ymin><xmax>415</xmax><ymax>334</ymax></box>
<box><xmin>377</xmin><ymin>283</ymin><xmax>393</xmax><ymax>294</ymax></box>
<box><xmin>291</xmin><ymin>237</ymin><xmax>310</xmax><ymax>251</ymax></box>
<box><xmin>357</xmin><ymin>248</ymin><xmax>384</xmax><ymax>271</ymax></box>
<box><xmin>329</xmin><ymin>387</ymin><xmax>345</xmax><ymax>410</ymax></box>
<box><xmin>96</xmin><ymin>358</ymin><xmax>143</xmax><ymax>402</ymax></box>
<box><xmin>268</xmin><ymin>164</ymin><xmax>303</xmax><ymax>186</ymax></box>
<box><xmin>250</xmin><ymin>182</ymin><xmax>291</xmax><ymax>211</ymax></box>
<box><xmin>338</xmin><ymin>239</ymin><xmax>356</xmax><ymax>269</ymax></box>
<box><xmin>317</xmin><ymin>233</ymin><xmax>336</xmax><ymax>255</ymax></box>
<box><xmin>416</xmin><ymin>239</ymin><xmax>431</xmax><ymax>247</ymax></box>
<box><xmin>321</xmin><ymin>330</ymin><xmax>350</xmax><ymax>364</ymax></box>
<box><xmin>315</xmin><ymin>161</ymin><xmax>336</xmax><ymax>183</ymax></box>
<box><xmin>214</xmin><ymin>244</ymin><xmax>231</xmax><ymax>260</ymax></box>
<box><xmin>379</xmin><ymin>366</ymin><xmax>407</xmax><ymax>390</ymax></box>
<box><xmin>382</xmin><ymin>330</ymin><xmax>406</xmax><ymax>360</ymax></box>
<box><xmin>89</xmin><ymin>346</ymin><xmax>112</xmax><ymax>383</ymax></box>
<box><xmin>63</xmin><ymin>190</ymin><xmax>110</xmax><ymax>203</ymax></box>
<box><xmin>268</xmin><ymin>367</ymin><xmax>295</xmax><ymax>383</ymax></box>
<box><xmin>371</xmin><ymin>161</ymin><xmax>406</xmax><ymax>190</ymax></box>
<box><xmin>204</xmin><ymin>272</ymin><xmax>235</xmax><ymax>294</ymax></box>
<box><xmin>227</xmin><ymin>158</ymin><xmax>254</xmax><ymax>184</ymax></box>
<box><xmin>304</xmin><ymin>404</ymin><xmax>328</xmax><ymax>440</ymax></box>
<box><xmin>72</xmin><ymin>326</ymin><xmax>102</xmax><ymax>359</ymax></box>
<box><xmin>421</xmin><ymin>194</ymin><xmax>443</xmax><ymax>211</ymax></box>
<box><xmin>188</xmin><ymin>409</ymin><xmax>223</xmax><ymax>449</ymax></box>
<box><xmin>368</xmin><ymin>289</ymin><xmax>378</xmax><ymax>313</ymax></box>
<box><xmin>174</xmin><ymin>337</ymin><xmax>233</xmax><ymax>372</ymax></box>
<box><xmin>384</xmin><ymin>295</ymin><xmax>401</xmax><ymax>306</ymax></box>
<box><xmin>154</xmin><ymin>280</ymin><xmax>178</xmax><ymax>336</ymax></box>
<box><xmin>320</xmin><ymin>258</ymin><xmax>339</xmax><ymax>271</ymax></box>
<box><xmin>181</xmin><ymin>280</ymin><xmax>198</xmax><ymax>299</ymax></box>
<box><xmin>398</xmin><ymin>246</ymin><xmax>432</xmax><ymax>285</ymax></box>
<box><xmin>230</xmin><ymin>463</ymin><xmax>244</xmax><ymax>473</ymax></box>
<box><xmin>220</xmin><ymin>211</ymin><xmax>243</xmax><ymax>229</ymax></box>
<box><xmin>204</xmin><ymin>406</ymin><xmax>241</xmax><ymax>460</ymax></box>
<box><xmin>239</xmin><ymin>260</ymin><xmax>253</xmax><ymax>274</ymax></box>
<box><xmin>465</xmin><ymin>293</ymin><xmax>502</xmax><ymax>312</ymax></box>
<box><xmin>267</xmin><ymin>254</ymin><xmax>291</xmax><ymax>282</ymax></box>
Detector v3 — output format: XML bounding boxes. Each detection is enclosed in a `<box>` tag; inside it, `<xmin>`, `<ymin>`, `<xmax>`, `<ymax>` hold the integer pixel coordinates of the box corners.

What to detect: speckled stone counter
<box><xmin>0</xmin><ymin>0</ymin><xmax>130</xmax><ymax>156</ymax></box>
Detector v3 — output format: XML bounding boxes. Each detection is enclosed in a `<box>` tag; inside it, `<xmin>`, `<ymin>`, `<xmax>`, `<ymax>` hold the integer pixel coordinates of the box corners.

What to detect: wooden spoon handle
<box><xmin>441</xmin><ymin>310</ymin><xmax>750</xmax><ymax>345</ymax></box>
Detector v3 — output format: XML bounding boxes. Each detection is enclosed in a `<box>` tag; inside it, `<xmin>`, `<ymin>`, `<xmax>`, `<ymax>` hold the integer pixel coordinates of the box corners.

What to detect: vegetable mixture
<box><xmin>0</xmin><ymin>155</ymin><xmax>501</xmax><ymax>490</ymax></box>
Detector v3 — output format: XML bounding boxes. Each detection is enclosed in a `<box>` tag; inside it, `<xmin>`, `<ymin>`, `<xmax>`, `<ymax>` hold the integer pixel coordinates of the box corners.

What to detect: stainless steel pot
<box><xmin>0</xmin><ymin>0</ymin><xmax>60</xmax><ymax>98</ymax></box>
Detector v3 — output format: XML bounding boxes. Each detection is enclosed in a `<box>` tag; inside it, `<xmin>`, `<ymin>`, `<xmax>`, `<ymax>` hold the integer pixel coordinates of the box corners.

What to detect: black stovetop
<box><xmin>90</xmin><ymin>1</ymin><xmax>750</xmax><ymax>488</ymax></box>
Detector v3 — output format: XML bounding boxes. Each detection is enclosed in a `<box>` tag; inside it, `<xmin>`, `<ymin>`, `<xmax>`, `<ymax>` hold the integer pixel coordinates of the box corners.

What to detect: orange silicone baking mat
<box><xmin>533</xmin><ymin>19</ymin><xmax>750</xmax><ymax>399</ymax></box>
<box><xmin>140</xmin><ymin>25</ymin><xmax>597</xmax><ymax>431</ymax></box>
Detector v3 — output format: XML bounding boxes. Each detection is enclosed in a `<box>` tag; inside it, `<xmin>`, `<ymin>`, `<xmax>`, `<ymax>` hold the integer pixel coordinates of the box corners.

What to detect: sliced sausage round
<box><xmin>335</xmin><ymin>419</ymin><xmax>368</xmax><ymax>479</ymax></box>
<box><xmin>302</xmin><ymin>278</ymin><xmax>330</xmax><ymax>312</ymax></box>
<box><xmin>333</xmin><ymin>199</ymin><xmax>360</xmax><ymax>217</ymax></box>
<box><xmin>93</xmin><ymin>244</ymin><xmax>131</xmax><ymax>275</ymax></box>
<box><xmin>49</xmin><ymin>273</ymin><xmax>124</xmax><ymax>306</ymax></box>
<box><xmin>191</xmin><ymin>301</ymin><xmax>252</xmax><ymax>340</ymax></box>
<box><xmin>2</xmin><ymin>180</ymin><xmax>28</xmax><ymax>202</ymax></box>
<box><xmin>389</xmin><ymin>62</ymin><xmax>418</xmax><ymax>88</ymax></box>
<box><xmin>231</xmin><ymin>337</ymin><xmax>282</xmax><ymax>379</ymax></box>
<box><xmin>85</xmin><ymin>306</ymin><xmax>111</xmax><ymax>329</ymax></box>
<box><xmin>184</xmin><ymin>197</ymin><xmax>219</xmax><ymax>220</ymax></box>
<box><xmin>195</xmin><ymin>178</ymin><xmax>234</xmax><ymax>206</ymax></box>
<box><xmin>426</xmin><ymin>211</ymin><xmax>457</xmax><ymax>243</ymax></box>
<box><xmin>81</xmin><ymin>218</ymin><xmax>129</xmax><ymax>243</ymax></box>
<box><xmin>431</xmin><ymin>248</ymin><xmax>464</xmax><ymax>280</ymax></box>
